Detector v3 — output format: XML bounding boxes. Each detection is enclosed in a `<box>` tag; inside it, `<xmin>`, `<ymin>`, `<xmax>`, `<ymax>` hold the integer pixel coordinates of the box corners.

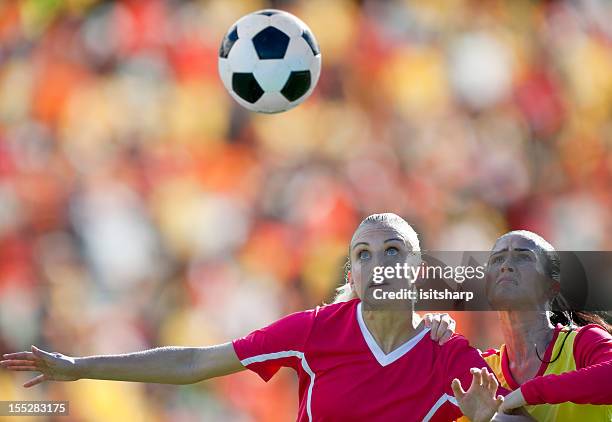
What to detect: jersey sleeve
<box><xmin>521</xmin><ymin>324</ymin><xmax>612</xmax><ymax>405</ymax></box>
<box><xmin>232</xmin><ymin>308</ymin><xmax>317</xmax><ymax>381</ymax></box>
<box><xmin>434</xmin><ymin>336</ymin><xmax>509</xmax><ymax>421</ymax></box>
<box><xmin>444</xmin><ymin>335</ymin><xmax>510</xmax><ymax>401</ymax></box>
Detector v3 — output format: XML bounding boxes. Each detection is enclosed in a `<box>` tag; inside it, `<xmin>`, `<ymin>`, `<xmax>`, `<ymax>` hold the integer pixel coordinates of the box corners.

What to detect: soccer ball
<box><xmin>218</xmin><ymin>9</ymin><xmax>321</xmax><ymax>113</ymax></box>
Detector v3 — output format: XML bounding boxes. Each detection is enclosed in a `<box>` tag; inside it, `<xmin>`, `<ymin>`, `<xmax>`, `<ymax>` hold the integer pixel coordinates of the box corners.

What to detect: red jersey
<box><xmin>233</xmin><ymin>299</ymin><xmax>505</xmax><ymax>421</ymax></box>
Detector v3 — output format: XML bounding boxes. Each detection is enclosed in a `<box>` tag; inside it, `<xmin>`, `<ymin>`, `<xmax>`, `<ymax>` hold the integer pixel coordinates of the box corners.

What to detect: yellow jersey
<box><xmin>483</xmin><ymin>325</ymin><xmax>612</xmax><ymax>421</ymax></box>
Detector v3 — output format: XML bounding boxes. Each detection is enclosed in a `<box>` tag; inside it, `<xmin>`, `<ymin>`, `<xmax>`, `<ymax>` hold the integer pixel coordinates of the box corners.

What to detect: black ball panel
<box><xmin>252</xmin><ymin>26</ymin><xmax>290</xmax><ymax>60</ymax></box>
<box><xmin>281</xmin><ymin>70</ymin><xmax>311</xmax><ymax>101</ymax></box>
<box><xmin>232</xmin><ymin>73</ymin><xmax>264</xmax><ymax>103</ymax></box>
<box><xmin>219</xmin><ymin>25</ymin><xmax>239</xmax><ymax>58</ymax></box>
<box><xmin>301</xmin><ymin>29</ymin><xmax>320</xmax><ymax>56</ymax></box>
<box><xmin>257</xmin><ymin>10</ymin><xmax>279</xmax><ymax>16</ymax></box>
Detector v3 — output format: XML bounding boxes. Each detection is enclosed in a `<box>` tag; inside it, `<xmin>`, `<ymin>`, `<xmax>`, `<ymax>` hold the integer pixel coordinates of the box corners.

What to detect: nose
<box><xmin>500</xmin><ymin>255</ymin><xmax>515</xmax><ymax>273</ymax></box>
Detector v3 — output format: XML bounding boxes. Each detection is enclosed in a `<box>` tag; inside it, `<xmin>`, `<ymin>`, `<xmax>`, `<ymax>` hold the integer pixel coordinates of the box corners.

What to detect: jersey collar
<box><xmin>356</xmin><ymin>301</ymin><xmax>430</xmax><ymax>367</ymax></box>
<box><xmin>500</xmin><ymin>323</ymin><xmax>564</xmax><ymax>390</ymax></box>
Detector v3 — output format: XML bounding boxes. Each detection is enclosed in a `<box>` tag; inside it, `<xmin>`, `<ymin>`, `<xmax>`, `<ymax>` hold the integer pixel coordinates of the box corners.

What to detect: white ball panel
<box><xmin>284</xmin><ymin>37</ymin><xmax>314</xmax><ymax>71</ymax></box>
<box><xmin>253</xmin><ymin>91</ymin><xmax>291</xmax><ymax>113</ymax></box>
<box><xmin>309</xmin><ymin>54</ymin><xmax>322</xmax><ymax>88</ymax></box>
<box><xmin>227</xmin><ymin>39</ymin><xmax>258</xmax><ymax>73</ymax></box>
<box><xmin>253</xmin><ymin>60</ymin><xmax>291</xmax><ymax>92</ymax></box>
<box><xmin>236</xmin><ymin>14</ymin><xmax>270</xmax><ymax>39</ymax></box>
<box><xmin>269</xmin><ymin>12</ymin><xmax>303</xmax><ymax>37</ymax></box>
<box><xmin>217</xmin><ymin>58</ymin><xmax>233</xmax><ymax>92</ymax></box>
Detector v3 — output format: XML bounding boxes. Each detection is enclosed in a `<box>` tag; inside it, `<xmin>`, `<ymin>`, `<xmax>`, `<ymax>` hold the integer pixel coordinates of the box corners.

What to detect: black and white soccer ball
<box><xmin>218</xmin><ymin>9</ymin><xmax>321</xmax><ymax>113</ymax></box>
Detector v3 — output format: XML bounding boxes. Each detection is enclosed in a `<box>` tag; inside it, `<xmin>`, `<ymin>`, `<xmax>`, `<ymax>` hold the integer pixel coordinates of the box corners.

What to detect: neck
<box><xmin>361</xmin><ymin>306</ymin><xmax>420</xmax><ymax>354</ymax></box>
<box><xmin>498</xmin><ymin>311</ymin><xmax>555</xmax><ymax>367</ymax></box>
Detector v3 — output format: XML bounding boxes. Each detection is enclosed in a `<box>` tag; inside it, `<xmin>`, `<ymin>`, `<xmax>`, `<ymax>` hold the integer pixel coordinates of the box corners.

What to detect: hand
<box><xmin>452</xmin><ymin>367</ymin><xmax>503</xmax><ymax>422</ymax></box>
<box><xmin>422</xmin><ymin>313</ymin><xmax>456</xmax><ymax>345</ymax></box>
<box><xmin>498</xmin><ymin>388</ymin><xmax>527</xmax><ymax>414</ymax></box>
<box><xmin>1</xmin><ymin>345</ymin><xmax>80</xmax><ymax>388</ymax></box>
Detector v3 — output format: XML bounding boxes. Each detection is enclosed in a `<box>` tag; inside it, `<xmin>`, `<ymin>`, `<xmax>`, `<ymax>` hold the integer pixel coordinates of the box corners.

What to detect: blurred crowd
<box><xmin>0</xmin><ymin>0</ymin><xmax>611</xmax><ymax>420</ymax></box>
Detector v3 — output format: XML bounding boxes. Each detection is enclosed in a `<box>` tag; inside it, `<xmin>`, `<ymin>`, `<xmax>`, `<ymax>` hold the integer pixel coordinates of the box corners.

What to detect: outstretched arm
<box><xmin>1</xmin><ymin>343</ymin><xmax>244</xmax><ymax>388</ymax></box>
<box><xmin>500</xmin><ymin>360</ymin><xmax>612</xmax><ymax>412</ymax></box>
<box><xmin>500</xmin><ymin>324</ymin><xmax>612</xmax><ymax>412</ymax></box>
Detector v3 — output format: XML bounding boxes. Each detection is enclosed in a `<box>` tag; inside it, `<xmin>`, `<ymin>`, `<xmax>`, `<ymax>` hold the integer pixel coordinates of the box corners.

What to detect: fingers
<box><xmin>440</xmin><ymin>313</ymin><xmax>455</xmax><ymax>330</ymax></box>
<box><xmin>470</xmin><ymin>367</ymin><xmax>484</xmax><ymax>388</ymax></box>
<box><xmin>477</xmin><ymin>367</ymin><xmax>497</xmax><ymax>393</ymax></box>
<box><xmin>438</xmin><ymin>331</ymin><xmax>453</xmax><ymax>346</ymax></box>
<box><xmin>435</xmin><ymin>318</ymin><xmax>448</xmax><ymax>341</ymax></box>
<box><xmin>436</xmin><ymin>318</ymin><xmax>450</xmax><ymax>344</ymax></box>
<box><xmin>441</xmin><ymin>314</ymin><xmax>456</xmax><ymax>336</ymax></box>
<box><xmin>5</xmin><ymin>366</ymin><xmax>40</xmax><ymax>372</ymax></box>
<box><xmin>478</xmin><ymin>367</ymin><xmax>497</xmax><ymax>391</ymax></box>
<box><xmin>23</xmin><ymin>373</ymin><xmax>46</xmax><ymax>388</ymax></box>
<box><xmin>3</xmin><ymin>346</ymin><xmax>51</xmax><ymax>361</ymax></box>
<box><xmin>496</xmin><ymin>395</ymin><xmax>504</xmax><ymax>406</ymax></box>
<box><xmin>425</xmin><ymin>314</ymin><xmax>443</xmax><ymax>342</ymax></box>
<box><xmin>451</xmin><ymin>378</ymin><xmax>466</xmax><ymax>400</ymax></box>
<box><xmin>430</xmin><ymin>317</ymin><xmax>440</xmax><ymax>341</ymax></box>
<box><xmin>486</xmin><ymin>370</ymin><xmax>499</xmax><ymax>392</ymax></box>
<box><xmin>1</xmin><ymin>356</ymin><xmax>42</xmax><ymax>373</ymax></box>
<box><xmin>424</xmin><ymin>313</ymin><xmax>455</xmax><ymax>345</ymax></box>
<box><xmin>1</xmin><ymin>359</ymin><xmax>39</xmax><ymax>367</ymax></box>
<box><xmin>1</xmin><ymin>362</ymin><xmax>40</xmax><ymax>369</ymax></box>
<box><xmin>2</xmin><ymin>352</ymin><xmax>34</xmax><ymax>360</ymax></box>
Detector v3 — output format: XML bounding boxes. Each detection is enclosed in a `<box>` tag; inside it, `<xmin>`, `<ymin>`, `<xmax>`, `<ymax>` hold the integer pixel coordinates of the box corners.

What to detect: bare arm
<box><xmin>1</xmin><ymin>343</ymin><xmax>244</xmax><ymax>387</ymax></box>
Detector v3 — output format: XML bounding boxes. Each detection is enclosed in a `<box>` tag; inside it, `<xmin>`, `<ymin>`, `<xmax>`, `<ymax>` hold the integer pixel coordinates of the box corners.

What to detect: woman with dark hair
<box><xmin>1</xmin><ymin>213</ymin><xmax>507</xmax><ymax>422</ymax></box>
<box><xmin>475</xmin><ymin>230</ymin><xmax>612</xmax><ymax>420</ymax></box>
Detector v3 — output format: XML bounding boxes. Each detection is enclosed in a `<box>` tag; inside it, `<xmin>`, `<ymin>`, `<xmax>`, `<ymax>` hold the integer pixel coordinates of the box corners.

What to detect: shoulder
<box><xmin>281</xmin><ymin>299</ymin><xmax>359</xmax><ymax>334</ymax></box>
<box><xmin>270</xmin><ymin>299</ymin><xmax>358</xmax><ymax>324</ymax></box>
<box><xmin>440</xmin><ymin>336</ymin><xmax>503</xmax><ymax>364</ymax></box>
<box><xmin>574</xmin><ymin>323</ymin><xmax>612</xmax><ymax>346</ymax></box>
<box><xmin>438</xmin><ymin>334</ymin><xmax>496</xmax><ymax>381</ymax></box>
<box><xmin>437</xmin><ymin>334</ymin><xmax>481</xmax><ymax>361</ymax></box>
<box><xmin>441</xmin><ymin>333</ymin><xmax>471</xmax><ymax>350</ymax></box>
<box><xmin>572</xmin><ymin>323</ymin><xmax>612</xmax><ymax>367</ymax></box>
<box><xmin>312</xmin><ymin>298</ymin><xmax>359</xmax><ymax>320</ymax></box>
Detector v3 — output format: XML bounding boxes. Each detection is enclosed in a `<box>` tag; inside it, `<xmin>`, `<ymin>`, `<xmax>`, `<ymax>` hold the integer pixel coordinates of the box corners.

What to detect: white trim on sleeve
<box><xmin>240</xmin><ymin>350</ymin><xmax>315</xmax><ymax>422</ymax></box>
<box><xmin>422</xmin><ymin>393</ymin><xmax>459</xmax><ymax>422</ymax></box>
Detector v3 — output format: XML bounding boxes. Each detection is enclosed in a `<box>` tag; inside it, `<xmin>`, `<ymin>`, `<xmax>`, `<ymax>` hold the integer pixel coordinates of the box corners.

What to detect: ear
<box><xmin>347</xmin><ymin>270</ymin><xmax>353</xmax><ymax>287</ymax></box>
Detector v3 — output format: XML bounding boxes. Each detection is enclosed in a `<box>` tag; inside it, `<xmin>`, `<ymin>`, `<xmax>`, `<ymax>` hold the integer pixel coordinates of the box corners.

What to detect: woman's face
<box><xmin>349</xmin><ymin>223</ymin><xmax>419</xmax><ymax>306</ymax></box>
<box><xmin>485</xmin><ymin>234</ymin><xmax>558</xmax><ymax>310</ymax></box>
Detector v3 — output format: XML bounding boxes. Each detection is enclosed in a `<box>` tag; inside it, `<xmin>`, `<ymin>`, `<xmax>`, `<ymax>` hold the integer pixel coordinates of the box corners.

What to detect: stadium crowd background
<box><xmin>0</xmin><ymin>0</ymin><xmax>611</xmax><ymax>420</ymax></box>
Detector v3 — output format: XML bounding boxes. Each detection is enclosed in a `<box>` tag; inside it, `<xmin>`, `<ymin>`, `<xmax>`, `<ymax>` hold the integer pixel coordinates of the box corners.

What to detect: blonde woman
<box><xmin>2</xmin><ymin>213</ymin><xmax>506</xmax><ymax>421</ymax></box>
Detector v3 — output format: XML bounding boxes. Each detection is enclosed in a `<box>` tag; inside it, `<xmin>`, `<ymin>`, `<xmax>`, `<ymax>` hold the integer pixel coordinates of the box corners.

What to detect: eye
<box><xmin>517</xmin><ymin>253</ymin><xmax>534</xmax><ymax>261</ymax></box>
<box><xmin>358</xmin><ymin>250</ymin><xmax>371</xmax><ymax>260</ymax></box>
<box><xmin>490</xmin><ymin>255</ymin><xmax>504</xmax><ymax>265</ymax></box>
<box><xmin>385</xmin><ymin>247</ymin><xmax>399</xmax><ymax>256</ymax></box>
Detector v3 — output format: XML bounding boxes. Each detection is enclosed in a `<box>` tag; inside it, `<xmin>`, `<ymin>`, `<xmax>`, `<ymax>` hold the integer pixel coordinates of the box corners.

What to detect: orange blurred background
<box><xmin>0</xmin><ymin>0</ymin><xmax>611</xmax><ymax>420</ymax></box>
